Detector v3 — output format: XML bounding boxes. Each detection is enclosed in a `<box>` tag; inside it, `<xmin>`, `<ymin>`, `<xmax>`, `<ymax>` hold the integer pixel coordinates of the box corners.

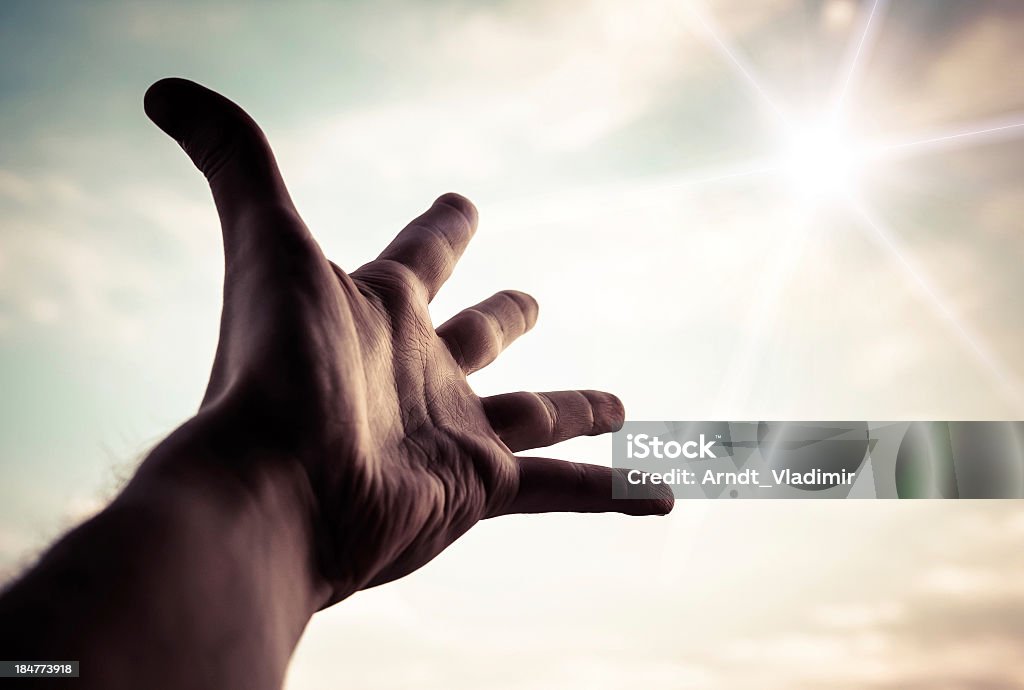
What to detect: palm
<box><xmin>145</xmin><ymin>78</ymin><xmax>672</xmax><ymax>605</ymax></box>
<box><xmin>319</xmin><ymin>252</ymin><xmax>523</xmax><ymax>593</ymax></box>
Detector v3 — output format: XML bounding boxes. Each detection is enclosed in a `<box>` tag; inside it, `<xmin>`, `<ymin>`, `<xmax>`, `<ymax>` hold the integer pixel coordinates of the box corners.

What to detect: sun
<box><xmin>665</xmin><ymin>0</ymin><xmax>1024</xmax><ymax>411</ymax></box>
<box><xmin>675</xmin><ymin>0</ymin><xmax>1024</xmax><ymax>409</ymax></box>
<box><xmin>778</xmin><ymin>116</ymin><xmax>863</xmax><ymax>205</ymax></box>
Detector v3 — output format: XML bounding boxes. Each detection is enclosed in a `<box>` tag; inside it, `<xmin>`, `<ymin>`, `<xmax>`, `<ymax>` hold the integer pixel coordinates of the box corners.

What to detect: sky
<box><xmin>1</xmin><ymin>0</ymin><xmax>1023</xmax><ymax>687</ymax></box>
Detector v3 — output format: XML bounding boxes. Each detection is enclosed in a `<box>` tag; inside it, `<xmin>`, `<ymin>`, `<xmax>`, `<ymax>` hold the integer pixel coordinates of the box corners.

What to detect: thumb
<box><xmin>144</xmin><ymin>77</ymin><xmax>300</xmax><ymax>239</ymax></box>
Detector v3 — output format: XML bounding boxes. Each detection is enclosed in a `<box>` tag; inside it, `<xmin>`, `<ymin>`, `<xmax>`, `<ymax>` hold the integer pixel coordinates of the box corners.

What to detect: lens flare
<box><xmin>779</xmin><ymin>118</ymin><xmax>862</xmax><ymax>205</ymax></box>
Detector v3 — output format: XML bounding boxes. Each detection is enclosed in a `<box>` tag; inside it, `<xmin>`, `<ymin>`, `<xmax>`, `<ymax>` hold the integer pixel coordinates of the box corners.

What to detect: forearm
<box><xmin>0</xmin><ymin>419</ymin><xmax>328</xmax><ymax>689</ymax></box>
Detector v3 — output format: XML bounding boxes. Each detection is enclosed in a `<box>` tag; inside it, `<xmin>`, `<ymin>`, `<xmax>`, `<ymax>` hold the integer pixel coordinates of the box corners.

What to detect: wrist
<box><xmin>0</xmin><ymin>417</ymin><xmax>332</xmax><ymax>689</ymax></box>
<box><xmin>127</xmin><ymin>412</ymin><xmax>334</xmax><ymax>615</ymax></box>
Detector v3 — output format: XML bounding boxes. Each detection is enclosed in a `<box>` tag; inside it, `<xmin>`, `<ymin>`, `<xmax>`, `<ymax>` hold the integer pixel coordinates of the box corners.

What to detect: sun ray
<box><xmin>639</xmin><ymin>158</ymin><xmax>780</xmax><ymax>195</ymax></box>
<box><xmin>487</xmin><ymin>157</ymin><xmax>778</xmax><ymax>230</ymax></box>
<box><xmin>683</xmin><ymin>1</ymin><xmax>790</xmax><ymax>126</ymax></box>
<box><xmin>847</xmin><ymin>201</ymin><xmax>1024</xmax><ymax>412</ymax></box>
<box><xmin>831</xmin><ymin>0</ymin><xmax>888</xmax><ymax>116</ymax></box>
<box><xmin>712</xmin><ymin>208</ymin><xmax>816</xmax><ymax>414</ymax></box>
<box><xmin>867</xmin><ymin>116</ymin><xmax>1024</xmax><ymax>160</ymax></box>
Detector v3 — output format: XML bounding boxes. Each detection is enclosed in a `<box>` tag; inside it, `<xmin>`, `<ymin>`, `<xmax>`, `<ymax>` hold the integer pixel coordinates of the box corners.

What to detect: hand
<box><xmin>142</xmin><ymin>78</ymin><xmax>673</xmax><ymax>607</ymax></box>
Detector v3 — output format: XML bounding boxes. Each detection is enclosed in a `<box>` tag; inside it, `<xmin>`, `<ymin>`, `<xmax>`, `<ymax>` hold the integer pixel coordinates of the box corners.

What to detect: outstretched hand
<box><xmin>142</xmin><ymin>78</ymin><xmax>672</xmax><ymax>606</ymax></box>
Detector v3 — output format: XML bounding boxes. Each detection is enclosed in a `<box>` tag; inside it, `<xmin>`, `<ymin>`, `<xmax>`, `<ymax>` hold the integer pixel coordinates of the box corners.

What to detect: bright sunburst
<box><xmin>778</xmin><ymin>115</ymin><xmax>862</xmax><ymax>205</ymax></box>
<box><xmin>678</xmin><ymin>0</ymin><xmax>1024</xmax><ymax>411</ymax></box>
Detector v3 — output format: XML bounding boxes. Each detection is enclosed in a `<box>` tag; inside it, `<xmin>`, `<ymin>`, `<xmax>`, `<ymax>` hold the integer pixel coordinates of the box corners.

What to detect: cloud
<box><xmin>274</xmin><ymin>0</ymin><xmax>704</xmax><ymax>196</ymax></box>
<box><xmin>283</xmin><ymin>504</ymin><xmax>1024</xmax><ymax>690</ymax></box>
<box><xmin>711</xmin><ymin>507</ymin><xmax>1024</xmax><ymax>689</ymax></box>
<box><xmin>0</xmin><ymin>170</ymin><xmax>36</xmax><ymax>204</ymax></box>
<box><xmin>0</xmin><ymin>166</ymin><xmax>226</xmax><ymax>349</ymax></box>
<box><xmin>858</xmin><ymin>1</ymin><xmax>1024</xmax><ymax>130</ymax></box>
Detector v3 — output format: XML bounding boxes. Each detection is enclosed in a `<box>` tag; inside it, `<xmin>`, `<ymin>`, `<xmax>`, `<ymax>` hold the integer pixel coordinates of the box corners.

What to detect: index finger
<box><xmin>375</xmin><ymin>193</ymin><xmax>478</xmax><ymax>302</ymax></box>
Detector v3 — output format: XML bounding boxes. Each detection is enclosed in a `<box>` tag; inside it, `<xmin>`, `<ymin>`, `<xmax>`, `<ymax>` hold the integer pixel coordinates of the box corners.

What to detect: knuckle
<box><xmin>190</xmin><ymin>132</ymin><xmax>238</xmax><ymax>181</ymax></box>
<box><xmin>580</xmin><ymin>390</ymin><xmax>624</xmax><ymax>432</ymax></box>
<box><xmin>527</xmin><ymin>392</ymin><xmax>559</xmax><ymax>441</ymax></box>
<box><xmin>463</xmin><ymin>308</ymin><xmax>503</xmax><ymax>343</ymax></box>
<box><xmin>575</xmin><ymin>390</ymin><xmax>597</xmax><ymax>431</ymax></box>
<box><xmin>496</xmin><ymin>290</ymin><xmax>539</xmax><ymax>330</ymax></box>
<box><xmin>454</xmin><ymin>310</ymin><xmax>501</xmax><ymax>371</ymax></box>
<box><xmin>569</xmin><ymin>461</ymin><xmax>594</xmax><ymax>494</ymax></box>
<box><xmin>408</xmin><ymin>220</ymin><xmax>455</xmax><ymax>259</ymax></box>
<box><xmin>196</xmin><ymin>117</ymin><xmax>268</xmax><ymax>183</ymax></box>
<box><xmin>370</xmin><ymin>260</ymin><xmax>429</xmax><ymax>310</ymax></box>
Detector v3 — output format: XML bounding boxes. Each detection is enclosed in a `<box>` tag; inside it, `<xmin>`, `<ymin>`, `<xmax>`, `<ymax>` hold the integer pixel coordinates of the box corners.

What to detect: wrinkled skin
<box><xmin>142</xmin><ymin>78</ymin><xmax>673</xmax><ymax>605</ymax></box>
